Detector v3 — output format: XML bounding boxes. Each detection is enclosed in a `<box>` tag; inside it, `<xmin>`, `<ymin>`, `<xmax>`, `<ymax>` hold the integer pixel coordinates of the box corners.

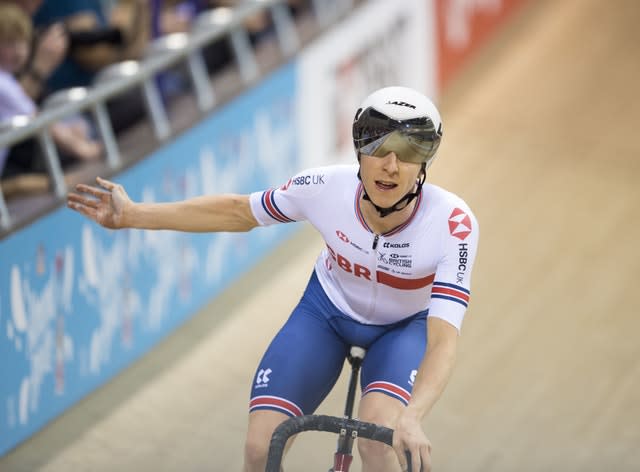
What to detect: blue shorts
<box><xmin>249</xmin><ymin>270</ymin><xmax>428</xmax><ymax>417</ymax></box>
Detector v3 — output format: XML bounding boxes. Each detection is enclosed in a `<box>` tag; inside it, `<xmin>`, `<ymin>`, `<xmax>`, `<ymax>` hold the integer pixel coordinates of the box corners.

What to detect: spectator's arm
<box><xmin>64</xmin><ymin>2</ymin><xmax>149</xmax><ymax>70</ymax></box>
<box><xmin>18</xmin><ymin>23</ymin><xmax>69</xmax><ymax>100</ymax></box>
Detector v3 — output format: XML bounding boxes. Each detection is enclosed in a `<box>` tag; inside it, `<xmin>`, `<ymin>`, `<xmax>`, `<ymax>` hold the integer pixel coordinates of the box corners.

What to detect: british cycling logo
<box><xmin>448</xmin><ymin>207</ymin><xmax>472</xmax><ymax>240</ymax></box>
<box><xmin>378</xmin><ymin>252</ymin><xmax>412</xmax><ymax>269</ymax></box>
<box><xmin>280</xmin><ymin>174</ymin><xmax>325</xmax><ymax>191</ymax></box>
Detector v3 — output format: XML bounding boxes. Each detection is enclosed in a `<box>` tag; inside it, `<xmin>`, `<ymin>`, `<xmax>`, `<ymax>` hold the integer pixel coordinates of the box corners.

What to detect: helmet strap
<box><xmin>357</xmin><ymin>162</ymin><xmax>426</xmax><ymax>218</ymax></box>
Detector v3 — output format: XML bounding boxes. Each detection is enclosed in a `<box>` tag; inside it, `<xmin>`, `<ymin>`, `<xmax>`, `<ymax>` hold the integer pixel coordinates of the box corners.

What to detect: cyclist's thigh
<box><xmin>250</xmin><ymin>304</ymin><xmax>348</xmax><ymax>417</ymax></box>
<box><xmin>360</xmin><ymin>313</ymin><xmax>427</xmax><ymax>405</ymax></box>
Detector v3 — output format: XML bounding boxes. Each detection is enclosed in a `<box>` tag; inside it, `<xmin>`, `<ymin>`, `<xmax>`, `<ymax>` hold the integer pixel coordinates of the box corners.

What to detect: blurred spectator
<box><xmin>192</xmin><ymin>0</ymin><xmax>271</xmax><ymax>76</ymax></box>
<box><xmin>0</xmin><ymin>3</ymin><xmax>102</xmax><ymax>199</ymax></box>
<box><xmin>31</xmin><ymin>0</ymin><xmax>150</xmax><ymax>92</ymax></box>
<box><xmin>156</xmin><ymin>0</ymin><xmax>199</xmax><ymax>35</ymax></box>
<box><xmin>0</xmin><ymin>0</ymin><xmax>69</xmax><ymax>102</ymax></box>
<box><xmin>26</xmin><ymin>0</ymin><xmax>153</xmax><ymax>134</ymax></box>
<box><xmin>195</xmin><ymin>0</ymin><xmax>310</xmax><ymax>75</ymax></box>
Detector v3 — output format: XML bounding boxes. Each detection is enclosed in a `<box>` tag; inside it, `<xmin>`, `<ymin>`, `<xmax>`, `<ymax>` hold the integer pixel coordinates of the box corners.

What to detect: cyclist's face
<box><xmin>359</xmin><ymin>151</ymin><xmax>422</xmax><ymax>209</ymax></box>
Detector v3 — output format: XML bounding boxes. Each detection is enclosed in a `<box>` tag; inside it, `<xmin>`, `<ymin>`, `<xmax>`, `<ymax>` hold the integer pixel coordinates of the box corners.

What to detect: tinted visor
<box><xmin>353</xmin><ymin>107</ymin><xmax>442</xmax><ymax>164</ymax></box>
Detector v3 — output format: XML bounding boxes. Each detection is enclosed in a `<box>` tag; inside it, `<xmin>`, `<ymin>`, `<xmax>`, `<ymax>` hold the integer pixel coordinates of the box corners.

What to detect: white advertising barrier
<box><xmin>297</xmin><ymin>0</ymin><xmax>437</xmax><ymax>167</ymax></box>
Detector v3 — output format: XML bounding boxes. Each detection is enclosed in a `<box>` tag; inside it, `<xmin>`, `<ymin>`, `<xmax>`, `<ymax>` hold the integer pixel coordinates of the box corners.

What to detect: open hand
<box><xmin>67</xmin><ymin>177</ymin><xmax>132</xmax><ymax>229</ymax></box>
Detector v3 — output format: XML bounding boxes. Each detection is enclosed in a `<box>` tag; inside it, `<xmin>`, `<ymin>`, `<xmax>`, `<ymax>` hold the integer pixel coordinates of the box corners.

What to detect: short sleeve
<box><xmin>428</xmin><ymin>204</ymin><xmax>479</xmax><ymax>332</ymax></box>
<box><xmin>249</xmin><ymin>168</ymin><xmax>329</xmax><ymax>226</ymax></box>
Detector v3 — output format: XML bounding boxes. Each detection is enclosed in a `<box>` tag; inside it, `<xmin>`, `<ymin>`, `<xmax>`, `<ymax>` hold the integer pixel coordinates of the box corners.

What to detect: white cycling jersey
<box><xmin>249</xmin><ymin>164</ymin><xmax>479</xmax><ymax>331</ymax></box>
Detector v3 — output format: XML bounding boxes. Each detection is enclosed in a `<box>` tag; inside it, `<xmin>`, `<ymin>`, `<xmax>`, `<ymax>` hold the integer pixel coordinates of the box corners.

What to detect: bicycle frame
<box><xmin>333</xmin><ymin>346</ymin><xmax>366</xmax><ymax>471</ymax></box>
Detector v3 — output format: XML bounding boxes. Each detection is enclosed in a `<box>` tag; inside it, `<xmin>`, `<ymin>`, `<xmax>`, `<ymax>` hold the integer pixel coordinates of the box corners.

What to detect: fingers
<box><xmin>395</xmin><ymin>449</ymin><xmax>413</xmax><ymax>472</ymax></box>
<box><xmin>67</xmin><ymin>192</ymin><xmax>99</xmax><ymax>208</ymax></box>
<box><xmin>407</xmin><ymin>448</ymin><xmax>422</xmax><ymax>472</ymax></box>
<box><xmin>418</xmin><ymin>443</ymin><xmax>431</xmax><ymax>472</ymax></box>
<box><xmin>67</xmin><ymin>180</ymin><xmax>109</xmax><ymax>219</ymax></box>
<box><xmin>96</xmin><ymin>176</ymin><xmax>118</xmax><ymax>191</ymax></box>
<box><xmin>74</xmin><ymin>183</ymin><xmax>111</xmax><ymax>201</ymax></box>
<box><xmin>397</xmin><ymin>447</ymin><xmax>430</xmax><ymax>472</ymax></box>
<box><xmin>67</xmin><ymin>197</ymin><xmax>98</xmax><ymax>220</ymax></box>
<box><xmin>422</xmin><ymin>453</ymin><xmax>431</xmax><ymax>472</ymax></box>
<box><xmin>405</xmin><ymin>450</ymin><xmax>414</xmax><ymax>472</ymax></box>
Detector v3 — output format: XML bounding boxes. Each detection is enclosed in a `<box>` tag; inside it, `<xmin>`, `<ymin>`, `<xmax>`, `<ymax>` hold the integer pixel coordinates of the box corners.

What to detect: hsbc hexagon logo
<box><xmin>280</xmin><ymin>179</ymin><xmax>292</xmax><ymax>191</ymax></box>
<box><xmin>448</xmin><ymin>208</ymin><xmax>472</xmax><ymax>241</ymax></box>
<box><xmin>336</xmin><ymin>230</ymin><xmax>350</xmax><ymax>243</ymax></box>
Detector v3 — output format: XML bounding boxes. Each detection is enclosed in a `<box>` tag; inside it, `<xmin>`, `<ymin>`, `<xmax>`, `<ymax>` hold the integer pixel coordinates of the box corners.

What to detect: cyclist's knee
<box><xmin>244</xmin><ymin>410</ymin><xmax>289</xmax><ymax>471</ymax></box>
<box><xmin>358</xmin><ymin>392</ymin><xmax>402</xmax><ymax>427</ymax></box>
<box><xmin>357</xmin><ymin>393</ymin><xmax>403</xmax><ymax>464</ymax></box>
<box><xmin>244</xmin><ymin>434</ymin><xmax>270</xmax><ymax>470</ymax></box>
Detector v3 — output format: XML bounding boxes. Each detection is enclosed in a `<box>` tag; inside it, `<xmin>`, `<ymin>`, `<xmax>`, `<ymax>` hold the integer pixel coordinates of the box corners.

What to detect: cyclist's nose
<box><xmin>381</xmin><ymin>152</ymin><xmax>400</xmax><ymax>173</ymax></box>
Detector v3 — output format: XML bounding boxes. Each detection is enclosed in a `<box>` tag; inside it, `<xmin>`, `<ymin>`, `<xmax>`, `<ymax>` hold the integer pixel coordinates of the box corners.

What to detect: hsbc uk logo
<box><xmin>280</xmin><ymin>174</ymin><xmax>325</xmax><ymax>191</ymax></box>
<box><xmin>448</xmin><ymin>208</ymin><xmax>472</xmax><ymax>241</ymax></box>
<box><xmin>255</xmin><ymin>368</ymin><xmax>272</xmax><ymax>389</ymax></box>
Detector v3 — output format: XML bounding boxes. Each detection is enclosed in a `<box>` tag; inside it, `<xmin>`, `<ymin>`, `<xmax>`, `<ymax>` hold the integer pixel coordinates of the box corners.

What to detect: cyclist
<box><xmin>67</xmin><ymin>86</ymin><xmax>479</xmax><ymax>472</ymax></box>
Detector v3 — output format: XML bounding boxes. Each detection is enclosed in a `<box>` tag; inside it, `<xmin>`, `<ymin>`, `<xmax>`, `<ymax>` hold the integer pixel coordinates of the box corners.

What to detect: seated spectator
<box><xmin>0</xmin><ymin>0</ymin><xmax>69</xmax><ymax>103</ymax></box>
<box><xmin>0</xmin><ymin>3</ymin><xmax>102</xmax><ymax>199</ymax></box>
<box><xmin>32</xmin><ymin>0</ymin><xmax>150</xmax><ymax>92</ymax></box>
<box><xmin>157</xmin><ymin>0</ymin><xmax>198</xmax><ymax>35</ymax></box>
<box><xmin>27</xmin><ymin>0</ymin><xmax>152</xmax><ymax>133</ymax></box>
<box><xmin>194</xmin><ymin>0</ymin><xmax>309</xmax><ymax>75</ymax></box>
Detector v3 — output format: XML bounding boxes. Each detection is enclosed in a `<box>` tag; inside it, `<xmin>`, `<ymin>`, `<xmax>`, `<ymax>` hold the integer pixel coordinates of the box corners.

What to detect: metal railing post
<box><xmin>270</xmin><ymin>3</ymin><xmax>299</xmax><ymax>57</ymax></box>
<box><xmin>0</xmin><ymin>189</ymin><xmax>11</xmax><ymax>231</ymax></box>
<box><xmin>311</xmin><ymin>0</ymin><xmax>331</xmax><ymax>27</ymax></box>
<box><xmin>312</xmin><ymin>0</ymin><xmax>353</xmax><ymax>26</ymax></box>
<box><xmin>92</xmin><ymin>102</ymin><xmax>121</xmax><ymax>169</ymax></box>
<box><xmin>186</xmin><ymin>50</ymin><xmax>216</xmax><ymax>112</ymax></box>
<box><xmin>142</xmin><ymin>78</ymin><xmax>171</xmax><ymax>141</ymax></box>
<box><xmin>230</xmin><ymin>27</ymin><xmax>259</xmax><ymax>84</ymax></box>
<box><xmin>37</xmin><ymin>129</ymin><xmax>67</xmax><ymax>198</ymax></box>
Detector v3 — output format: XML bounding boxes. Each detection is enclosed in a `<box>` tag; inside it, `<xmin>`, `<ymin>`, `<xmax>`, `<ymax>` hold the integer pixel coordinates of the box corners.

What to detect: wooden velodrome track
<box><xmin>2</xmin><ymin>0</ymin><xmax>639</xmax><ymax>470</ymax></box>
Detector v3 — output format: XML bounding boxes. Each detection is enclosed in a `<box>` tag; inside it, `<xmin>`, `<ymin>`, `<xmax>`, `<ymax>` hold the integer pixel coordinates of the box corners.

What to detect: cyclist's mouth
<box><xmin>375</xmin><ymin>180</ymin><xmax>398</xmax><ymax>191</ymax></box>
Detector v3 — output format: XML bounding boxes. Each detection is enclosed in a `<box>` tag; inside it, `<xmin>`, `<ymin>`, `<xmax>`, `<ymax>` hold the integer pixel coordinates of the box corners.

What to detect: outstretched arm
<box><xmin>67</xmin><ymin>177</ymin><xmax>259</xmax><ymax>233</ymax></box>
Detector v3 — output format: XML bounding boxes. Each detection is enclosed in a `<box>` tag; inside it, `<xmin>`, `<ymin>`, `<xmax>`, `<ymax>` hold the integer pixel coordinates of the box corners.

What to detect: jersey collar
<box><xmin>354</xmin><ymin>183</ymin><xmax>423</xmax><ymax>236</ymax></box>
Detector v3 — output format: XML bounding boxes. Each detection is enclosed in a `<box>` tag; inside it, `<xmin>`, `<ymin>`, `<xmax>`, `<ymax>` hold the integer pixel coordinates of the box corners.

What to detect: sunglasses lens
<box><xmin>359</xmin><ymin>131</ymin><xmax>439</xmax><ymax>164</ymax></box>
<box><xmin>353</xmin><ymin>108</ymin><xmax>441</xmax><ymax>164</ymax></box>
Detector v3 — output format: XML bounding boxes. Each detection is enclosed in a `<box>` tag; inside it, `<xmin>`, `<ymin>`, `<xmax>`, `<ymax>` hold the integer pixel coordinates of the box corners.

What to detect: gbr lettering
<box><xmin>326</xmin><ymin>245</ymin><xmax>371</xmax><ymax>280</ymax></box>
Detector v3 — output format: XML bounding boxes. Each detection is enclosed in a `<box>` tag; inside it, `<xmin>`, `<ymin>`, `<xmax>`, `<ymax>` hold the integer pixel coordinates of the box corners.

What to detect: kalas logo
<box><xmin>448</xmin><ymin>208</ymin><xmax>472</xmax><ymax>240</ymax></box>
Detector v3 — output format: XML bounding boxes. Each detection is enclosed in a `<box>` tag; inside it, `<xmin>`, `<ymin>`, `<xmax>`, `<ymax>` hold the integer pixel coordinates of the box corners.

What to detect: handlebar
<box><xmin>265</xmin><ymin>414</ymin><xmax>421</xmax><ymax>472</ymax></box>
